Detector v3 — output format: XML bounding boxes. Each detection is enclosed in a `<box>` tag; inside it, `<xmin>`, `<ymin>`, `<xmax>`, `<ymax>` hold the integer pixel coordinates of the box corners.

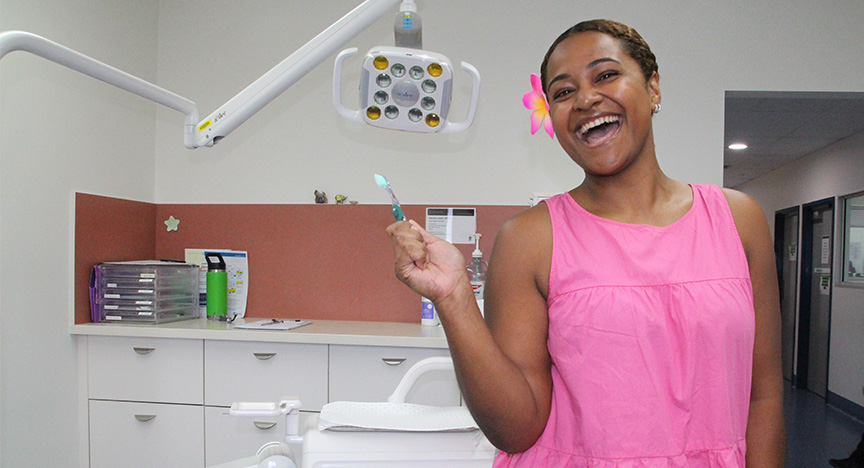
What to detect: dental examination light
<box><xmin>334</xmin><ymin>47</ymin><xmax>480</xmax><ymax>133</ymax></box>
<box><xmin>0</xmin><ymin>0</ymin><xmax>479</xmax><ymax>149</ymax></box>
<box><xmin>333</xmin><ymin>1</ymin><xmax>481</xmax><ymax>133</ymax></box>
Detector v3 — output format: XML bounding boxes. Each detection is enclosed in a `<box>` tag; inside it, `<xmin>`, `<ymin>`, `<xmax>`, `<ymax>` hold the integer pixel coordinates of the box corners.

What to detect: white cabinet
<box><xmin>89</xmin><ymin>399</ymin><xmax>204</xmax><ymax>468</ymax></box>
<box><xmin>204</xmin><ymin>407</ymin><xmax>313</xmax><ymax>466</ymax></box>
<box><xmin>88</xmin><ymin>336</ymin><xmax>203</xmax><ymax>404</ymax></box>
<box><xmin>87</xmin><ymin>336</ymin><xmax>205</xmax><ymax>468</ymax></box>
<box><xmin>329</xmin><ymin>344</ymin><xmax>459</xmax><ymax>406</ymax></box>
<box><xmin>82</xmin><ymin>324</ymin><xmax>455</xmax><ymax>468</ymax></box>
<box><xmin>205</xmin><ymin>341</ymin><xmax>328</xmax><ymax>410</ymax></box>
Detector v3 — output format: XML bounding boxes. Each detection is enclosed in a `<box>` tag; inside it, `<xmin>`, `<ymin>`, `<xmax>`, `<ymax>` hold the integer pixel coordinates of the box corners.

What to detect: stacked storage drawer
<box><xmin>90</xmin><ymin>261</ymin><xmax>199</xmax><ymax>324</ymax></box>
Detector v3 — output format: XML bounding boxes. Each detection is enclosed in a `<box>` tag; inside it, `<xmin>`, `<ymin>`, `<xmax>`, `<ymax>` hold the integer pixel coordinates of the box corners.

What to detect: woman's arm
<box><xmin>724</xmin><ymin>188</ymin><xmax>786</xmax><ymax>468</ymax></box>
<box><xmin>386</xmin><ymin>205</ymin><xmax>553</xmax><ymax>453</ymax></box>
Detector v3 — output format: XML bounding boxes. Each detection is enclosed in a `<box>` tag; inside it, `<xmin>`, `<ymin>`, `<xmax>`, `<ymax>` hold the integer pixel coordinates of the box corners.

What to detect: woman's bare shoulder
<box><xmin>720</xmin><ymin>187</ymin><xmax>770</xmax><ymax>254</ymax></box>
<box><xmin>498</xmin><ymin>201</ymin><xmax>553</xmax><ymax>243</ymax></box>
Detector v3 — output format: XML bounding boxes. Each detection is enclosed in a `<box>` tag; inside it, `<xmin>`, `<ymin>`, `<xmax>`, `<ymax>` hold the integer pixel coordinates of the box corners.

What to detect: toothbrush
<box><xmin>373</xmin><ymin>174</ymin><xmax>406</xmax><ymax>221</ymax></box>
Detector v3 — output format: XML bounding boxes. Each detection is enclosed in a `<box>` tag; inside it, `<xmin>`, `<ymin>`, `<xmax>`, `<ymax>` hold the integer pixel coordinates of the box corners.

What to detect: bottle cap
<box><xmin>205</xmin><ymin>252</ymin><xmax>226</xmax><ymax>271</ymax></box>
<box><xmin>472</xmin><ymin>233</ymin><xmax>482</xmax><ymax>258</ymax></box>
<box><xmin>399</xmin><ymin>0</ymin><xmax>417</xmax><ymax>13</ymax></box>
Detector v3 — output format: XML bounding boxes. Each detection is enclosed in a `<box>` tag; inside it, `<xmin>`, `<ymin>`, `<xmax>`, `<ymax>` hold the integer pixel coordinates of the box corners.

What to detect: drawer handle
<box><xmin>135</xmin><ymin>414</ymin><xmax>156</xmax><ymax>422</ymax></box>
<box><xmin>133</xmin><ymin>347</ymin><xmax>155</xmax><ymax>355</ymax></box>
<box><xmin>254</xmin><ymin>421</ymin><xmax>277</xmax><ymax>430</ymax></box>
<box><xmin>381</xmin><ymin>358</ymin><xmax>407</xmax><ymax>366</ymax></box>
<box><xmin>254</xmin><ymin>352</ymin><xmax>276</xmax><ymax>360</ymax></box>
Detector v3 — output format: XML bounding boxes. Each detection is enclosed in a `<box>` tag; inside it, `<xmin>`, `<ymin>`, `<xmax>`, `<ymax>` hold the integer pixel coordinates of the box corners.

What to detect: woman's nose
<box><xmin>574</xmin><ymin>86</ymin><xmax>601</xmax><ymax>111</ymax></box>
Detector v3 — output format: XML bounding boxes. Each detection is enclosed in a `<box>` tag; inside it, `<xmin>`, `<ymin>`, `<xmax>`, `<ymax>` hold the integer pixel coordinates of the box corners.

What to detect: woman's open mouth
<box><xmin>577</xmin><ymin>115</ymin><xmax>621</xmax><ymax>146</ymax></box>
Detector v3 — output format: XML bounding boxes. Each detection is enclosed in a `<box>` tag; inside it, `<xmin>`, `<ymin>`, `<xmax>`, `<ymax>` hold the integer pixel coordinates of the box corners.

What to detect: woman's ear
<box><xmin>649</xmin><ymin>71</ymin><xmax>661</xmax><ymax>109</ymax></box>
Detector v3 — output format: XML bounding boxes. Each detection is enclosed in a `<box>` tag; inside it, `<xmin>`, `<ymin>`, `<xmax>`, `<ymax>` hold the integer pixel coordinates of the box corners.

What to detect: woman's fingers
<box><xmin>386</xmin><ymin>220</ymin><xmax>427</xmax><ymax>274</ymax></box>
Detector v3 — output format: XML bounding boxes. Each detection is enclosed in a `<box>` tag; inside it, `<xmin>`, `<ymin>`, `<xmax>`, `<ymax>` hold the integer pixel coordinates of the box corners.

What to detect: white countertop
<box><xmin>70</xmin><ymin>317</ymin><xmax>449</xmax><ymax>348</ymax></box>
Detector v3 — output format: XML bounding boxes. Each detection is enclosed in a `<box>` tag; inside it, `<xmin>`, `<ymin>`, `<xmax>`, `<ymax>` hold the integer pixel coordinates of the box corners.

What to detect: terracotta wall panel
<box><xmin>75</xmin><ymin>193</ymin><xmax>526</xmax><ymax>323</ymax></box>
<box><xmin>74</xmin><ymin>193</ymin><xmax>157</xmax><ymax>324</ymax></box>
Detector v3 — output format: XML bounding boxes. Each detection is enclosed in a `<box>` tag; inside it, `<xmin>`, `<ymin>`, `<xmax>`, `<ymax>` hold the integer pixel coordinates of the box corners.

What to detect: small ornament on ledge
<box><xmin>164</xmin><ymin>215</ymin><xmax>180</xmax><ymax>232</ymax></box>
<box><xmin>314</xmin><ymin>190</ymin><xmax>328</xmax><ymax>204</ymax></box>
<box><xmin>335</xmin><ymin>194</ymin><xmax>348</xmax><ymax>204</ymax></box>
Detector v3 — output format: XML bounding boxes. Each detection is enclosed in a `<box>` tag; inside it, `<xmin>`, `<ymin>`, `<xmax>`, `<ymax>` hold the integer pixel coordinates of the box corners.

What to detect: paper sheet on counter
<box><xmin>233</xmin><ymin>319</ymin><xmax>310</xmax><ymax>331</ymax></box>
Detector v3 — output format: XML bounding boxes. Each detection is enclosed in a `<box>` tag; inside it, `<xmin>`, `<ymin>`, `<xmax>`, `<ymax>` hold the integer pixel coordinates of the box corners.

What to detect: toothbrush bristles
<box><xmin>373</xmin><ymin>173</ymin><xmax>389</xmax><ymax>189</ymax></box>
<box><xmin>373</xmin><ymin>173</ymin><xmax>405</xmax><ymax>221</ymax></box>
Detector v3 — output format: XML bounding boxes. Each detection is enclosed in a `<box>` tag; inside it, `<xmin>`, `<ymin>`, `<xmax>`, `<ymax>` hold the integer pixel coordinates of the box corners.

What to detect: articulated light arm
<box><xmin>0</xmin><ymin>0</ymin><xmax>401</xmax><ymax>149</ymax></box>
<box><xmin>195</xmin><ymin>0</ymin><xmax>401</xmax><ymax>147</ymax></box>
<box><xmin>0</xmin><ymin>30</ymin><xmax>201</xmax><ymax>148</ymax></box>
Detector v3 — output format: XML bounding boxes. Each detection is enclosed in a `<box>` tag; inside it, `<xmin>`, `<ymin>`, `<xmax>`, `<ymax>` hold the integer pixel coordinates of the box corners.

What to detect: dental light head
<box><xmin>334</xmin><ymin>47</ymin><xmax>480</xmax><ymax>133</ymax></box>
<box><xmin>333</xmin><ymin>0</ymin><xmax>480</xmax><ymax>134</ymax></box>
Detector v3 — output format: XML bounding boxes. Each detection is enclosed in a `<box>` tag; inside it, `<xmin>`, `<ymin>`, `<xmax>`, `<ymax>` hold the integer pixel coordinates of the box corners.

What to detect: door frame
<box><xmin>774</xmin><ymin>206</ymin><xmax>800</xmax><ymax>382</ymax></box>
<box><xmin>795</xmin><ymin>197</ymin><xmax>834</xmax><ymax>392</ymax></box>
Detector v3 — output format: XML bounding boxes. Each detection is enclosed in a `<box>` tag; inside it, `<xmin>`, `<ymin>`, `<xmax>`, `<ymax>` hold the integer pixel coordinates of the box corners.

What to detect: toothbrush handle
<box><xmin>392</xmin><ymin>204</ymin><xmax>406</xmax><ymax>221</ymax></box>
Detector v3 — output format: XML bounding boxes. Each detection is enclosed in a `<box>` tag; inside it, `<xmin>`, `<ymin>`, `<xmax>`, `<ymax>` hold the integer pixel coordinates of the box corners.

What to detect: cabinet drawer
<box><xmin>204</xmin><ymin>406</ymin><xmax>312</xmax><ymax>466</ymax></box>
<box><xmin>88</xmin><ymin>336</ymin><xmax>203</xmax><ymax>404</ymax></box>
<box><xmin>89</xmin><ymin>400</ymin><xmax>204</xmax><ymax>468</ymax></box>
<box><xmin>205</xmin><ymin>341</ymin><xmax>328</xmax><ymax>410</ymax></box>
<box><xmin>329</xmin><ymin>345</ymin><xmax>458</xmax><ymax>406</ymax></box>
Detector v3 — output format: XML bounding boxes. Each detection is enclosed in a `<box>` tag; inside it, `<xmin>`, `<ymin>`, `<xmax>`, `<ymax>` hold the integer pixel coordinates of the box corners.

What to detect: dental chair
<box><xmin>216</xmin><ymin>357</ymin><xmax>497</xmax><ymax>468</ymax></box>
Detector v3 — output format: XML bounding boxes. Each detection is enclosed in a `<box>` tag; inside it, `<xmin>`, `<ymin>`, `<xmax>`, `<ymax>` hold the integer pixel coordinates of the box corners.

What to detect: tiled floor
<box><xmin>785</xmin><ymin>381</ymin><xmax>863</xmax><ymax>467</ymax></box>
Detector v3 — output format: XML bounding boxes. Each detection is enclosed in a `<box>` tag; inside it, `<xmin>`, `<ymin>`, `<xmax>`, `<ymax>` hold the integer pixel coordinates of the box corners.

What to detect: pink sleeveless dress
<box><xmin>493</xmin><ymin>184</ymin><xmax>755</xmax><ymax>467</ymax></box>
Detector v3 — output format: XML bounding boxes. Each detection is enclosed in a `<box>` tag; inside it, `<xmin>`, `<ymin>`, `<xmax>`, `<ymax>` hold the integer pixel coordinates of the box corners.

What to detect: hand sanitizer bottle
<box><xmin>467</xmin><ymin>233</ymin><xmax>488</xmax><ymax>315</ymax></box>
<box><xmin>421</xmin><ymin>296</ymin><xmax>439</xmax><ymax>326</ymax></box>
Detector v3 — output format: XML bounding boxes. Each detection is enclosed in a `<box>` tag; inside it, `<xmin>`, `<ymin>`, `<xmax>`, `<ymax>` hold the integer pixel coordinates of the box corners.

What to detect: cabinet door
<box><xmin>89</xmin><ymin>400</ymin><xmax>204</xmax><ymax>468</ymax></box>
<box><xmin>88</xmin><ymin>336</ymin><xmax>203</xmax><ymax>404</ymax></box>
<box><xmin>205</xmin><ymin>341</ymin><xmax>328</xmax><ymax>410</ymax></box>
<box><xmin>329</xmin><ymin>345</ymin><xmax>459</xmax><ymax>405</ymax></box>
<box><xmin>204</xmin><ymin>406</ymin><xmax>312</xmax><ymax>466</ymax></box>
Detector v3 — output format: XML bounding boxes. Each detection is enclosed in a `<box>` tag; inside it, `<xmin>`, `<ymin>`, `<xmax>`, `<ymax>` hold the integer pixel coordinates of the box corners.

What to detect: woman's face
<box><xmin>545</xmin><ymin>31</ymin><xmax>660</xmax><ymax>177</ymax></box>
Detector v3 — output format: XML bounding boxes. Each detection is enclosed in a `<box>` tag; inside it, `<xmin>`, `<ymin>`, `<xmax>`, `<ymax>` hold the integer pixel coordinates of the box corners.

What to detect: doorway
<box><xmin>774</xmin><ymin>207</ymin><xmax>799</xmax><ymax>382</ymax></box>
<box><xmin>796</xmin><ymin>198</ymin><xmax>834</xmax><ymax>397</ymax></box>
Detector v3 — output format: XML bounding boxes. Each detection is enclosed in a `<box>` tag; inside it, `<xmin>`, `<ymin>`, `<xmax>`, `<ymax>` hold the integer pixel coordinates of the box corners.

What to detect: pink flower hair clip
<box><xmin>522</xmin><ymin>74</ymin><xmax>554</xmax><ymax>138</ymax></box>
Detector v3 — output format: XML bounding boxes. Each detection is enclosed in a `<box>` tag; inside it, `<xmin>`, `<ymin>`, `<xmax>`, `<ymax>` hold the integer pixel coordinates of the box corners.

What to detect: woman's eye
<box><xmin>597</xmin><ymin>71</ymin><xmax>619</xmax><ymax>82</ymax></box>
<box><xmin>553</xmin><ymin>89</ymin><xmax>573</xmax><ymax>100</ymax></box>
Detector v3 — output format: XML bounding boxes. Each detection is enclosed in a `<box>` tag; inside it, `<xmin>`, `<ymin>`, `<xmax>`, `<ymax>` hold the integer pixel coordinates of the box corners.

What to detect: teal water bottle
<box><xmin>205</xmin><ymin>253</ymin><xmax>228</xmax><ymax>320</ymax></box>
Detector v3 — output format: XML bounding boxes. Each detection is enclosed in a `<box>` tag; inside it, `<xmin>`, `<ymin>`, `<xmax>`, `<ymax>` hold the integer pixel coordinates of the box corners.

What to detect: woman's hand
<box><xmin>385</xmin><ymin>220</ymin><xmax>468</xmax><ymax>303</ymax></box>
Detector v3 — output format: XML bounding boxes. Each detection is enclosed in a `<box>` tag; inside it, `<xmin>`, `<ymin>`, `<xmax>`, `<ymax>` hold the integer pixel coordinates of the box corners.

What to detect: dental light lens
<box><xmin>391</xmin><ymin>63</ymin><xmax>406</xmax><ymax>77</ymax></box>
<box><xmin>392</xmin><ymin>81</ymin><xmax>419</xmax><ymax>107</ymax></box>
<box><xmin>374</xmin><ymin>91</ymin><xmax>389</xmax><ymax>105</ymax></box>
<box><xmin>408</xmin><ymin>108</ymin><xmax>423</xmax><ymax>122</ymax></box>
<box><xmin>376</xmin><ymin>74</ymin><xmax>391</xmax><ymax>88</ymax></box>
<box><xmin>409</xmin><ymin>66</ymin><xmax>424</xmax><ymax>80</ymax></box>
<box><xmin>384</xmin><ymin>105</ymin><xmax>399</xmax><ymax>119</ymax></box>
<box><xmin>373</xmin><ymin>56</ymin><xmax>389</xmax><ymax>70</ymax></box>
<box><xmin>427</xmin><ymin>63</ymin><xmax>443</xmax><ymax>77</ymax></box>
<box><xmin>366</xmin><ymin>106</ymin><xmax>381</xmax><ymax>120</ymax></box>
<box><xmin>426</xmin><ymin>113</ymin><xmax>440</xmax><ymax>127</ymax></box>
<box><xmin>421</xmin><ymin>79</ymin><xmax>437</xmax><ymax>94</ymax></box>
<box><xmin>421</xmin><ymin>96</ymin><xmax>435</xmax><ymax>110</ymax></box>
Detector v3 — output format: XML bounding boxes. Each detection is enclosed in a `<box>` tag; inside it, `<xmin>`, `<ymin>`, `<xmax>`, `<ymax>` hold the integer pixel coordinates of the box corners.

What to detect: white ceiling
<box><xmin>723</xmin><ymin>91</ymin><xmax>864</xmax><ymax>188</ymax></box>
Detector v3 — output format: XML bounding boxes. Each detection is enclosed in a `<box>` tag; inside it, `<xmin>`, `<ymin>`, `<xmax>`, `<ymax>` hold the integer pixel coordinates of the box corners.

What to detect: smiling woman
<box><xmin>385</xmin><ymin>18</ymin><xmax>785</xmax><ymax>468</ymax></box>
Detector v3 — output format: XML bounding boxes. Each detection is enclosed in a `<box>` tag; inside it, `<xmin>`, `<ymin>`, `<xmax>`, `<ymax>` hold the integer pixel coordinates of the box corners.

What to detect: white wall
<box><xmin>3</xmin><ymin>1</ymin><xmax>864</xmax><ymax>466</ymax></box>
<box><xmin>152</xmin><ymin>1</ymin><xmax>864</xmax><ymax>205</ymax></box>
<box><xmin>739</xmin><ymin>130</ymin><xmax>864</xmax><ymax>409</ymax></box>
<box><xmin>0</xmin><ymin>1</ymin><xmax>160</xmax><ymax>466</ymax></box>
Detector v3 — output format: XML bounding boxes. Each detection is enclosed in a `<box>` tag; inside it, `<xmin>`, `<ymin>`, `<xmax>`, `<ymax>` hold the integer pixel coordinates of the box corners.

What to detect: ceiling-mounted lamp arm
<box><xmin>193</xmin><ymin>0</ymin><xmax>401</xmax><ymax>147</ymax></box>
<box><xmin>0</xmin><ymin>30</ymin><xmax>201</xmax><ymax>149</ymax></box>
<box><xmin>0</xmin><ymin>0</ymin><xmax>402</xmax><ymax>149</ymax></box>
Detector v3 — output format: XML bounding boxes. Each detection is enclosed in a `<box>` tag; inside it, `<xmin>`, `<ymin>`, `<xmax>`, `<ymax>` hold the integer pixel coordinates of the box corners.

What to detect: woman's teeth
<box><xmin>578</xmin><ymin>115</ymin><xmax>621</xmax><ymax>135</ymax></box>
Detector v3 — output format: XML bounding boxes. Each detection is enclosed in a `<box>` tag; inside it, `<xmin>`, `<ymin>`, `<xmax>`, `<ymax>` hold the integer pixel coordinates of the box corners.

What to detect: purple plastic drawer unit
<box><xmin>89</xmin><ymin>261</ymin><xmax>199</xmax><ymax>324</ymax></box>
